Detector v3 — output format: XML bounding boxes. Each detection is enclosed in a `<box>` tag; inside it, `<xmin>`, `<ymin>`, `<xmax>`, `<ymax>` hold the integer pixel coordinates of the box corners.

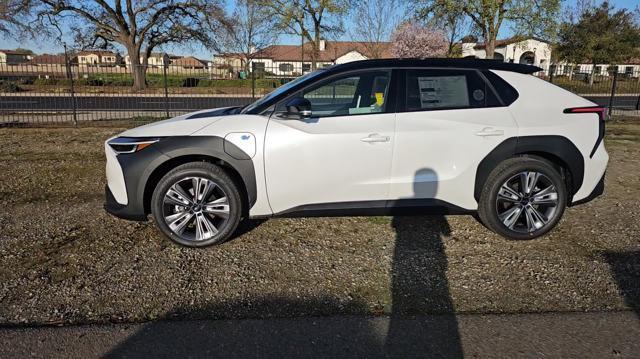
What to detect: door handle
<box><xmin>360</xmin><ymin>134</ymin><xmax>390</xmax><ymax>143</ymax></box>
<box><xmin>475</xmin><ymin>127</ymin><xmax>504</xmax><ymax>137</ymax></box>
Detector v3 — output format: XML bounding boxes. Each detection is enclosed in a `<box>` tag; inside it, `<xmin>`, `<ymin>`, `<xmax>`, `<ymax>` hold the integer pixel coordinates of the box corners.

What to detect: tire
<box><xmin>151</xmin><ymin>162</ymin><xmax>242</xmax><ymax>247</ymax></box>
<box><xmin>478</xmin><ymin>156</ymin><xmax>567</xmax><ymax>240</ymax></box>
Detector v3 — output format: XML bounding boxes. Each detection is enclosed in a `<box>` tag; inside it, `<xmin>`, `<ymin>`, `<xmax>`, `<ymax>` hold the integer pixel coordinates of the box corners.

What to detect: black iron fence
<box><xmin>1</xmin><ymin>60</ymin><xmax>639</xmax><ymax>126</ymax></box>
<box><xmin>537</xmin><ymin>64</ymin><xmax>640</xmax><ymax>117</ymax></box>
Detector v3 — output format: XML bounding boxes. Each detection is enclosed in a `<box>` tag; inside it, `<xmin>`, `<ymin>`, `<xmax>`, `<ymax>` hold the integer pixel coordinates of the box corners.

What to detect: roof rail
<box><xmin>330</xmin><ymin>58</ymin><xmax>542</xmax><ymax>74</ymax></box>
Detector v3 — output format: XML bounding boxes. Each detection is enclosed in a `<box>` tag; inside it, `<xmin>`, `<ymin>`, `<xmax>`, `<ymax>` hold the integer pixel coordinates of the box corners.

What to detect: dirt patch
<box><xmin>0</xmin><ymin>124</ymin><xmax>639</xmax><ymax>326</ymax></box>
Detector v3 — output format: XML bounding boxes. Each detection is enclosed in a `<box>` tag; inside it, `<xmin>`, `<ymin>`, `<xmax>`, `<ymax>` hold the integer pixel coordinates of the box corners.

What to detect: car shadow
<box><xmin>603</xmin><ymin>250</ymin><xmax>640</xmax><ymax>317</ymax></box>
<box><xmin>105</xmin><ymin>169</ymin><xmax>463</xmax><ymax>357</ymax></box>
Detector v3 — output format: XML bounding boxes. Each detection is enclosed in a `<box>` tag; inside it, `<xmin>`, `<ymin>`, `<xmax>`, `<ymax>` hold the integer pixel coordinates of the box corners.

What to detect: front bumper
<box><xmin>104</xmin><ymin>185</ymin><xmax>148</xmax><ymax>221</ymax></box>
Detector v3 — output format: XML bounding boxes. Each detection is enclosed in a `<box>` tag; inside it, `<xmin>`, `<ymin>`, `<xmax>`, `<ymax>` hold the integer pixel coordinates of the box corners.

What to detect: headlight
<box><xmin>108</xmin><ymin>137</ymin><xmax>161</xmax><ymax>154</ymax></box>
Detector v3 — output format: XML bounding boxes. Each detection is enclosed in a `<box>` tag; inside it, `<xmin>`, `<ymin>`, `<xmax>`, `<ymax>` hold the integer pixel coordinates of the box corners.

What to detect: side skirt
<box><xmin>268</xmin><ymin>199</ymin><xmax>474</xmax><ymax>218</ymax></box>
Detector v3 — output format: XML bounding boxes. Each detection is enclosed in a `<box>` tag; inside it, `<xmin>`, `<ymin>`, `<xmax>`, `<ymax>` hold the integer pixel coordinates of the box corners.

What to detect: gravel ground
<box><xmin>0</xmin><ymin>121</ymin><xmax>639</xmax><ymax>326</ymax></box>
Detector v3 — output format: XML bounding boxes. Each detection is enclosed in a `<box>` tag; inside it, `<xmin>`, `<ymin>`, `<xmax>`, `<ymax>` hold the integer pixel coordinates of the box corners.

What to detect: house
<box><xmin>77</xmin><ymin>50</ymin><xmax>120</xmax><ymax>67</ymax></box>
<box><xmin>0</xmin><ymin>49</ymin><xmax>33</xmax><ymax>65</ymax></box>
<box><xmin>30</xmin><ymin>54</ymin><xmax>68</xmax><ymax>65</ymax></box>
<box><xmin>213</xmin><ymin>40</ymin><xmax>392</xmax><ymax>76</ymax></box>
<box><xmin>461</xmin><ymin>36</ymin><xmax>553</xmax><ymax>73</ymax></box>
<box><xmin>124</xmin><ymin>53</ymin><xmax>171</xmax><ymax>68</ymax></box>
<box><xmin>171</xmin><ymin>56</ymin><xmax>207</xmax><ymax>69</ymax></box>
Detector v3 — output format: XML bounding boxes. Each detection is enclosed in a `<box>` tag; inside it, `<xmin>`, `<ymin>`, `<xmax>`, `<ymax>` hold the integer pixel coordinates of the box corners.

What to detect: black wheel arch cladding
<box><xmin>474</xmin><ymin>136</ymin><xmax>584</xmax><ymax>202</ymax></box>
<box><xmin>117</xmin><ymin>136</ymin><xmax>257</xmax><ymax>219</ymax></box>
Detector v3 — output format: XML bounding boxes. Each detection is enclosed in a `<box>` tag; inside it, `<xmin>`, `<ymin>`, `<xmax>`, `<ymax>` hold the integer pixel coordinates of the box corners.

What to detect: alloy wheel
<box><xmin>162</xmin><ymin>176</ymin><xmax>230</xmax><ymax>242</ymax></box>
<box><xmin>495</xmin><ymin>171</ymin><xmax>559</xmax><ymax>234</ymax></box>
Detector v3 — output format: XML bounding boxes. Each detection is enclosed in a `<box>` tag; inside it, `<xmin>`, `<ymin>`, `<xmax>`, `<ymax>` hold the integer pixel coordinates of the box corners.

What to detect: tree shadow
<box><xmin>104</xmin><ymin>169</ymin><xmax>463</xmax><ymax>357</ymax></box>
<box><xmin>603</xmin><ymin>250</ymin><xmax>640</xmax><ymax>317</ymax></box>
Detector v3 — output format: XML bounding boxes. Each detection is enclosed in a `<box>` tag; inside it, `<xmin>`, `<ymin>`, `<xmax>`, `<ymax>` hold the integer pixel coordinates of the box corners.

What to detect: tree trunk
<box><xmin>484</xmin><ymin>39</ymin><xmax>496</xmax><ymax>60</ymax></box>
<box><xmin>589</xmin><ymin>63</ymin><xmax>596</xmax><ymax>86</ymax></box>
<box><xmin>127</xmin><ymin>46</ymin><xmax>147</xmax><ymax>90</ymax></box>
<box><xmin>311</xmin><ymin>22</ymin><xmax>321</xmax><ymax>70</ymax></box>
<box><xmin>568</xmin><ymin>65</ymin><xmax>574</xmax><ymax>80</ymax></box>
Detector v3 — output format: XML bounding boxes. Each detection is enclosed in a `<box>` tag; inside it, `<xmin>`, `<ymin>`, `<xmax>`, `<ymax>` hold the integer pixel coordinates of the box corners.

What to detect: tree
<box><xmin>0</xmin><ymin>0</ymin><xmax>31</xmax><ymax>36</ymax></box>
<box><xmin>258</xmin><ymin>0</ymin><xmax>350</xmax><ymax>69</ymax></box>
<box><xmin>416</xmin><ymin>1</ymin><xmax>471</xmax><ymax>57</ymax></box>
<box><xmin>350</xmin><ymin>0</ymin><xmax>399</xmax><ymax>59</ymax></box>
<box><xmin>221</xmin><ymin>0</ymin><xmax>279</xmax><ymax>72</ymax></box>
<box><xmin>412</xmin><ymin>0</ymin><xmax>562</xmax><ymax>59</ymax></box>
<box><xmin>390</xmin><ymin>20</ymin><xmax>448</xmax><ymax>58</ymax></box>
<box><xmin>25</xmin><ymin>0</ymin><xmax>228</xmax><ymax>89</ymax></box>
<box><xmin>557</xmin><ymin>2</ymin><xmax>640</xmax><ymax>85</ymax></box>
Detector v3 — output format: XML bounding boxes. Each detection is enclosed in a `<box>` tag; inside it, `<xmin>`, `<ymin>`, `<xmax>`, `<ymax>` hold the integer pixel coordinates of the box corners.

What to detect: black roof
<box><xmin>327</xmin><ymin>58</ymin><xmax>542</xmax><ymax>74</ymax></box>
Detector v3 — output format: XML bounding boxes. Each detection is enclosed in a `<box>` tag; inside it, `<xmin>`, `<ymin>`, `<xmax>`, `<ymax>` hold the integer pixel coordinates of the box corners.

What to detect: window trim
<box><xmin>272</xmin><ymin>68</ymin><xmax>396</xmax><ymax>119</ymax></box>
<box><xmin>395</xmin><ymin>67</ymin><xmax>507</xmax><ymax>113</ymax></box>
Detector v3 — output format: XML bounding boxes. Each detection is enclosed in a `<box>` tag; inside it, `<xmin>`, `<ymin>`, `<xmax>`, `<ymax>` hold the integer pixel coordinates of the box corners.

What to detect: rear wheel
<box><xmin>151</xmin><ymin>162</ymin><xmax>242</xmax><ymax>247</ymax></box>
<box><xmin>478</xmin><ymin>157</ymin><xmax>567</xmax><ymax>240</ymax></box>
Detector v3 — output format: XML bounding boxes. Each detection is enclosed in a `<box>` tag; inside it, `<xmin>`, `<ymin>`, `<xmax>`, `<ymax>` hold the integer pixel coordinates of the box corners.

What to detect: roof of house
<box><xmin>470</xmin><ymin>36</ymin><xmax>549</xmax><ymax>50</ymax></box>
<box><xmin>172</xmin><ymin>56</ymin><xmax>207</xmax><ymax>67</ymax></box>
<box><xmin>0</xmin><ymin>49</ymin><xmax>32</xmax><ymax>55</ymax></box>
<box><xmin>78</xmin><ymin>50</ymin><xmax>117</xmax><ymax>57</ymax></box>
<box><xmin>252</xmin><ymin>41</ymin><xmax>393</xmax><ymax>62</ymax></box>
<box><xmin>31</xmin><ymin>54</ymin><xmax>66</xmax><ymax>64</ymax></box>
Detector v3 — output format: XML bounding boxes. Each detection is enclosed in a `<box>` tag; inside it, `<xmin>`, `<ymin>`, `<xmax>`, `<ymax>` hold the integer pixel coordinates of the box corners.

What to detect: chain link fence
<box><xmin>1</xmin><ymin>59</ymin><xmax>639</xmax><ymax>126</ymax></box>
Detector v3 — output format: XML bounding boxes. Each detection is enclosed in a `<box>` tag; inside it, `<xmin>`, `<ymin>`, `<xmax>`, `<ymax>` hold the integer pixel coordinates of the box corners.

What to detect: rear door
<box><xmin>390</xmin><ymin>68</ymin><xmax>518</xmax><ymax>209</ymax></box>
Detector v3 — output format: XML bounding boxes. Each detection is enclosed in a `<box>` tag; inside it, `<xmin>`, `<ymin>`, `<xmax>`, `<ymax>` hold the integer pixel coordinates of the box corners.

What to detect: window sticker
<box><xmin>418</xmin><ymin>76</ymin><xmax>469</xmax><ymax>109</ymax></box>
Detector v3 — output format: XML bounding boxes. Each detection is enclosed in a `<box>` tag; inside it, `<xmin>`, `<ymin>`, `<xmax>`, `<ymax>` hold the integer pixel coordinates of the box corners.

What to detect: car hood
<box><xmin>118</xmin><ymin>107</ymin><xmax>242</xmax><ymax>138</ymax></box>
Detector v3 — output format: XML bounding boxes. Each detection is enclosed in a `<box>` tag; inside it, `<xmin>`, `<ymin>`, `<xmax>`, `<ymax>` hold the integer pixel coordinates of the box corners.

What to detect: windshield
<box><xmin>241</xmin><ymin>69</ymin><xmax>326</xmax><ymax>113</ymax></box>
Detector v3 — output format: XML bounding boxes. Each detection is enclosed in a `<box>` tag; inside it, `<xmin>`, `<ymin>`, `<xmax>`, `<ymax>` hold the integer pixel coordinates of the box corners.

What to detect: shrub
<box><xmin>0</xmin><ymin>81</ymin><xmax>21</xmax><ymax>92</ymax></box>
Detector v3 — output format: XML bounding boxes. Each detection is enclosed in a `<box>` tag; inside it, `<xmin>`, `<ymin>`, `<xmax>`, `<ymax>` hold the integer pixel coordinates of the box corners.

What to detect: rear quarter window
<box><xmin>482</xmin><ymin>70</ymin><xmax>519</xmax><ymax>105</ymax></box>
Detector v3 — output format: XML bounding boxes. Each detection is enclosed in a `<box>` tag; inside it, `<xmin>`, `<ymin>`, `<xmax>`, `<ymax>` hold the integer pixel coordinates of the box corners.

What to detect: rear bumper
<box><xmin>104</xmin><ymin>185</ymin><xmax>148</xmax><ymax>221</ymax></box>
<box><xmin>571</xmin><ymin>172</ymin><xmax>605</xmax><ymax>206</ymax></box>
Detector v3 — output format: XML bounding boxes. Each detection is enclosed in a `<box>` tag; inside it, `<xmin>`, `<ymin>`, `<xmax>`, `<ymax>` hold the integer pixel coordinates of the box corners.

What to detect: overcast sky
<box><xmin>0</xmin><ymin>0</ymin><xmax>637</xmax><ymax>60</ymax></box>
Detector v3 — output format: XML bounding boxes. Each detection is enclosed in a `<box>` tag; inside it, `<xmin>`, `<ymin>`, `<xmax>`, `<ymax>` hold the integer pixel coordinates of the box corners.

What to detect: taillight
<box><xmin>563</xmin><ymin>106</ymin><xmax>606</xmax><ymax>120</ymax></box>
<box><xmin>563</xmin><ymin>106</ymin><xmax>606</xmax><ymax>158</ymax></box>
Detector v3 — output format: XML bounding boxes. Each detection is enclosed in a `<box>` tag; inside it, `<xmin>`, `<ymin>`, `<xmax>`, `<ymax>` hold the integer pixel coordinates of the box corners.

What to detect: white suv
<box><xmin>104</xmin><ymin>59</ymin><xmax>608</xmax><ymax>247</ymax></box>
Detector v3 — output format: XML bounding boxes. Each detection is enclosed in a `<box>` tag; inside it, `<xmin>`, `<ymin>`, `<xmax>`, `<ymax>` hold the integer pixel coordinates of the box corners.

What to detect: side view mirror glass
<box><xmin>284</xmin><ymin>97</ymin><xmax>312</xmax><ymax>119</ymax></box>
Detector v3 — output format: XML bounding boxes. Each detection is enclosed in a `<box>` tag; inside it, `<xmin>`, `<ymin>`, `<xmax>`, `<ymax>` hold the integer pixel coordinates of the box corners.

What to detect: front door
<box><xmin>264</xmin><ymin>70</ymin><xmax>395</xmax><ymax>214</ymax></box>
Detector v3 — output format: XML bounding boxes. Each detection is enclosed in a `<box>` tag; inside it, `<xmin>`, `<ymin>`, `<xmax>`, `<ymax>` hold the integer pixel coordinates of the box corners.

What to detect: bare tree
<box><xmin>258</xmin><ymin>0</ymin><xmax>350</xmax><ymax>69</ymax></box>
<box><xmin>25</xmin><ymin>0</ymin><xmax>228</xmax><ymax>89</ymax></box>
<box><xmin>221</xmin><ymin>0</ymin><xmax>279</xmax><ymax>72</ymax></box>
<box><xmin>0</xmin><ymin>0</ymin><xmax>33</xmax><ymax>36</ymax></box>
<box><xmin>349</xmin><ymin>0</ymin><xmax>399</xmax><ymax>59</ymax></box>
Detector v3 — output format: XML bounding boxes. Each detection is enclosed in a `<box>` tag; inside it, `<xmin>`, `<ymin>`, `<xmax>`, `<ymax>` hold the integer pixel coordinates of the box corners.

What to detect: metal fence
<box><xmin>537</xmin><ymin>64</ymin><xmax>640</xmax><ymax>118</ymax></box>
<box><xmin>1</xmin><ymin>60</ymin><xmax>639</xmax><ymax>126</ymax></box>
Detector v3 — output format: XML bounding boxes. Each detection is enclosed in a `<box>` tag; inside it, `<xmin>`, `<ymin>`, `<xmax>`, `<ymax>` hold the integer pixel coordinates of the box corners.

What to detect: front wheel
<box><xmin>478</xmin><ymin>157</ymin><xmax>567</xmax><ymax>240</ymax></box>
<box><xmin>151</xmin><ymin>162</ymin><xmax>242</xmax><ymax>247</ymax></box>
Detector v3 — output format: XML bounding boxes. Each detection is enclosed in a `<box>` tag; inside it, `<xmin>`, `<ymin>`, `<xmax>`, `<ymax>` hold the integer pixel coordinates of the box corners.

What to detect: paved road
<box><xmin>1</xmin><ymin>95</ymin><xmax>638</xmax><ymax>112</ymax></box>
<box><xmin>1</xmin><ymin>311</ymin><xmax>639</xmax><ymax>358</ymax></box>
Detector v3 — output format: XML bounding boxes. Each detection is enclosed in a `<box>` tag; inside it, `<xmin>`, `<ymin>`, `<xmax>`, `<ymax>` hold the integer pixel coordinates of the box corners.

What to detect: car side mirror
<box><xmin>284</xmin><ymin>97</ymin><xmax>312</xmax><ymax>120</ymax></box>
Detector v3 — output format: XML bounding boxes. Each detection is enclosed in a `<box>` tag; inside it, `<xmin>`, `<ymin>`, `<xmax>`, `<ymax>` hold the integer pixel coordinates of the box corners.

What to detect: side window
<box><xmin>278</xmin><ymin>71</ymin><xmax>391</xmax><ymax>118</ymax></box>
<box><xmin>482</xmin><ymin>70</ymin><xmax>519</xmax><ymax>105</ymax></box>
<box><xmin>404</xmin><ymin>69</ymin><xmax>501</xmax><ymax>112</ymax></box>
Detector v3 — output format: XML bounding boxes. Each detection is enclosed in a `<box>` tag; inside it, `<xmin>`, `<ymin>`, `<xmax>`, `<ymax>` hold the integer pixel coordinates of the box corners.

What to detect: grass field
<box><xmin>0</xmin><ymin>119</ymin><xmax>638</xmax><ymax>326</ymax></box>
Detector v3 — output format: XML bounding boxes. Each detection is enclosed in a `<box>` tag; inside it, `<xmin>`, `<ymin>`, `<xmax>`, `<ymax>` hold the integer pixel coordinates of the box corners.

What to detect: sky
<box><xmin>1</xmin><ymin>0</ymin><xmax>638</xmax><ymax>60</ymax></box>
